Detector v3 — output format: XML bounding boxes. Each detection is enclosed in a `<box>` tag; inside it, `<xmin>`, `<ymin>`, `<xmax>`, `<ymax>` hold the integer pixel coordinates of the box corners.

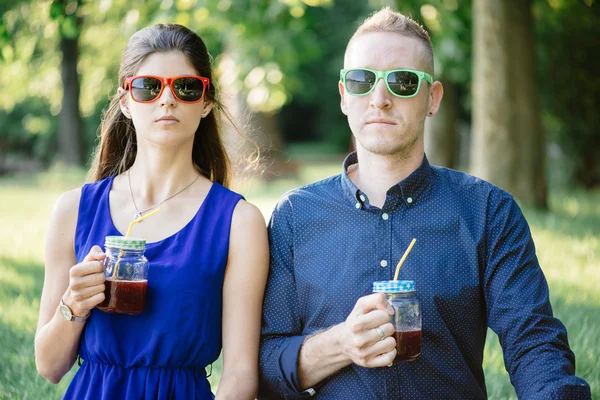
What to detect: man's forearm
<box><xmin>297</xmin><ymin>323</ymin><xmax>352</xmax><ymax>390</ymax></box>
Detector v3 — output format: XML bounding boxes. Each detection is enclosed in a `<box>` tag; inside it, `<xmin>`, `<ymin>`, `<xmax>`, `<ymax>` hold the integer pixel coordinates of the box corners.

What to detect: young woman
<box><xmin>34</xmin><ymin>24</ymin><xmax>269</xmax><ymax>399</ymax></box>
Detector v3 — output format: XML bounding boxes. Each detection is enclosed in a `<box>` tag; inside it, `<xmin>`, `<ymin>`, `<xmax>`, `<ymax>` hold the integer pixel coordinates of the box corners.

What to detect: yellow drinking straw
<box><xmin>125</xmin><ymin>208</ymin><xmax>161</xmax><ymax>237</ymax></box>
<box><xmin>393</xmin><ymin>238</ymin><xmax>417</xmax><ymax>281</ymax></box>
<box><xmin>112</xmin><ymin>208</ymin><xmax>161</xmax><ymax>278</ymax></box>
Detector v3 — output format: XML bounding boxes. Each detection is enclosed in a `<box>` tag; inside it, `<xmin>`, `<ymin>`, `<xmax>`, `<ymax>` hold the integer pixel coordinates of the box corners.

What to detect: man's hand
<box><xmin>340</xmin><ymin>293</ymin><xmax>397</xmax><ymax>368</ymax></box>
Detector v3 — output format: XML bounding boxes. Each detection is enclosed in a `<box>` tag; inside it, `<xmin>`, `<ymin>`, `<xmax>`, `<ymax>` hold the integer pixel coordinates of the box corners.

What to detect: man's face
<box><xmin>340</xmin><ymin>32</ymin><xmax>433</xmax><ymax>158</ymax></box>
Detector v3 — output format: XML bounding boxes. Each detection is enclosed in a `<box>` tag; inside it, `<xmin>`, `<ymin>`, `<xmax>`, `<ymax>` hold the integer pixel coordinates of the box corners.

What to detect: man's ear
<box><xmin>118</xmin><ymin>87</ymin><xmax>131</xmax><ymax>119</ymax></box>
<box><xmin>426</xmin><ymin>81</ymin><xmax>444</xmax><ymax>117</ymax></box>
<box><xmin>339</xmin><ymin>81</ymin><xmax>348</xmax><ymax>116</ymax></box>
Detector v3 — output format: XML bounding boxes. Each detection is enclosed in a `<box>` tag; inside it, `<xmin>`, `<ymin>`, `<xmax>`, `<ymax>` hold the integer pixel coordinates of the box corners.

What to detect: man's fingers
<box><xmin>351</xmin><ymin>322</ymin><xmax>395</xmax><ymax>348</ymax></box>
<box><xmin>374</xmin><ymin>293</ymin><xmax>394</xmax><ymax>315</ymax></box>
<box><xmin>353</xmin><ymin>337</ymin><xmax>396</xmax><ymax>367</ymax></box>
<box><xmin>83</xmin><ymin>245</ymin><xmax>106</xmax><ymax>263</ymax></box>
<box><xmin>365</xmin><ymin>344</ymin><xmax>396</xmax><ymax>368</ymax></box>
<box><xmin>352</xmin><ymin>310</ymin><xmax>392</xmax><ymax>332</ymax></box>
<box><xmin>353</xmin><ymin>293</ymin><xmax>394</xmax><ymax>316</ymax></box>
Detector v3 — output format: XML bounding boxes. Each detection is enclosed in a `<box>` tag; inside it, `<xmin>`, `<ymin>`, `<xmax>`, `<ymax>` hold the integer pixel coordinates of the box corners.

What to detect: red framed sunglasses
<box><xmin>124</xmin><ymin>75</ymin><xmax>210</xmax><ymax>104</ymax></box>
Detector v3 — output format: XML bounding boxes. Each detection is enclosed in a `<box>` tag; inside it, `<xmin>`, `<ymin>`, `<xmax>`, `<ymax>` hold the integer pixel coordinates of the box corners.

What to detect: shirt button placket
<box><xmin>378</xmin><ymin>211</ymin><xmax>392</xmax><ymax>280</ymax></box>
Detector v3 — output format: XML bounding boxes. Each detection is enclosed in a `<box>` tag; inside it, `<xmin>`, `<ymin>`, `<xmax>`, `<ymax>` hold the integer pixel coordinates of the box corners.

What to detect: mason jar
<box><xmin>373</xmin><ymin>280</ymin><xmax>422</xmax><ymax>362</ymax></box>
<box><xmin>97</xmin><ymin>236</ymin><xmax>149</xmax><ymax>315</ymax></box>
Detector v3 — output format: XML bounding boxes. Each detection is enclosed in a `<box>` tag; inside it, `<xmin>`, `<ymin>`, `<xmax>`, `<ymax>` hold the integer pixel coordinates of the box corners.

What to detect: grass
<box><xmin>0</xmin><ymin>164</ymin><xmax>598</xmax><ymax>399</ymax></box>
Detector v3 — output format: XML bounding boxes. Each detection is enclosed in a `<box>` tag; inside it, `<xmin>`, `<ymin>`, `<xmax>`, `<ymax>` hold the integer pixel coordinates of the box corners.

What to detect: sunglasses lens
<box><xmin>130</xmin><ymin>77</ymin><xmax>162</xmax><ymax>102</ymax></box>
<box><xmin>388</xmin><ymin>71</ymin><xmax>420</xmax><ymax>96</ymax></box>
<box><xmin>173</xmin><ymin>77</ymin><xmax>205</xmax><ymax>102</ymax></box>
<box><xmin>345</xmin><ymin>69</ymin><xmax>376</xmax><ymax>95</ymax></box>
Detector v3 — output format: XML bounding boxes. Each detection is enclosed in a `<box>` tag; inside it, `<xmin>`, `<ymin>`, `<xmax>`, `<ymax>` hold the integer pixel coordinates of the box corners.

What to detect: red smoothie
<box><xmin>98</xmin><ymin>279</ymin><xmax>148</xmax><ymax>314</ymax></box>
<box><xmin>394</xmin><ymin>330</ymin><xmax>422</xmax><ymax>361</ymax></box>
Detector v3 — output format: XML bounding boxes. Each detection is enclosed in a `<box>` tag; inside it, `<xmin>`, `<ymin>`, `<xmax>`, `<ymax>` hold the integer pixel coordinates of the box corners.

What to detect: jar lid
<box><xmin>105</xmin><ymin>236</ymin><xmax>146</xmax><ymax>251</ymax></box>
<box><xmin>373</xmin><ymin>280</ymin><xmax>415</xmax><ymax>293</ymax></box>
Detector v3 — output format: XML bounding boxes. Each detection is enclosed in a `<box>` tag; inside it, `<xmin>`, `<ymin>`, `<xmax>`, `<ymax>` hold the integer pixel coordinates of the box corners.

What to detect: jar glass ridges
<box><xmin>97</xmin><ymin>236</ymin><xmax>149</xmax><ymax>315</ymax></box>
<box><xmin>373</xmin><ymin>280</ymin><xmax>421</xmax><ymax>362</ymax></box>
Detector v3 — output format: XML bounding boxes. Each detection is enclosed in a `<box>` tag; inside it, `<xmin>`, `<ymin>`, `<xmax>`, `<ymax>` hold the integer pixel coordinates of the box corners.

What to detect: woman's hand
<box><xmin>62</xmin><ymin>245</ymin><xmax>107</xmax><ymax>317</ymax></box>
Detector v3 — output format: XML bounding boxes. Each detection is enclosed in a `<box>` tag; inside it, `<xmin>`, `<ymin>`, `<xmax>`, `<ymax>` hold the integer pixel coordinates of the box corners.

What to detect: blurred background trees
<box><xmin>0</xmin><ymin>0</ymin><xmax>598</xmax><ymax>208</ymax></box>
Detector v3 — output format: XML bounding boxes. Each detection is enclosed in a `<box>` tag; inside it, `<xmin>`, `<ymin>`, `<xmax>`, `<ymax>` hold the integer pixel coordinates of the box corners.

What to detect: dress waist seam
<box><xmin>82</xmin><ymin>360</ymin><xmax>207</xmax><ymax>372</ymax></box>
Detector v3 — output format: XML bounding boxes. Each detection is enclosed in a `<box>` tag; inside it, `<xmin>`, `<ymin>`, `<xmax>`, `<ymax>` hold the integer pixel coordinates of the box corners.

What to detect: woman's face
<box><xmin>119</xmin><ymin>51</ymin><xmax>212</xmax><ymax>148</ymax></box>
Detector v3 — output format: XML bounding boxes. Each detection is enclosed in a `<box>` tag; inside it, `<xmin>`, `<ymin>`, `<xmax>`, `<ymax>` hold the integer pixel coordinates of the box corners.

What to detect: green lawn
<box><xmin>0</xmin><ymin>164</ymin><xmax>598</xmax><ymax>399</ymax></box>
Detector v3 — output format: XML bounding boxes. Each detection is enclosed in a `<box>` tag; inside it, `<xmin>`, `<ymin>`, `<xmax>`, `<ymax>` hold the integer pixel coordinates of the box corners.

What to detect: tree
<box><xmin>51</xmin><ymin>0</ymin><xmax>84</xmax><ymax>165</ymax></box>
<box><xmin>424</xmin><ymin>80</ymin><xmax>459</xmax><ymax>168</ymax></box>
<box><xmin>471</xmin><ymin>0</ymin><xmax>547</xmax><ymax>209</ymax></box>
<box><xmin>535</xmin><ymin>0</ymin><xmax>600</xmax><ymax>189</ymax></box>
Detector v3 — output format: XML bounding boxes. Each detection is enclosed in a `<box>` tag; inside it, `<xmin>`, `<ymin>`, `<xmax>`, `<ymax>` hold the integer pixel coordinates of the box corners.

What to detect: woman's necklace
<box><xmin>127</xmin><ymin>170</ymin><xmax>200</xmax><ymax>221</ymax></box>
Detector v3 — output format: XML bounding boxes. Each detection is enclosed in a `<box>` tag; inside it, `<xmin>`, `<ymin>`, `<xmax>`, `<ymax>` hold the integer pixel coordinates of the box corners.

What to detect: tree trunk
<box><xmin>471</xmin><ymin>0</ymin><xmax>547</xmax><ymax>209</ymax></box>
<box><xmin>424</xmin><ymin>79</ymin><xmax>458</xmax><ymax>169</ymax></box>
<box><xmin>58</xmin><ymin>35</ymin><xmax>83</xmax><ymax>165</ymax></box>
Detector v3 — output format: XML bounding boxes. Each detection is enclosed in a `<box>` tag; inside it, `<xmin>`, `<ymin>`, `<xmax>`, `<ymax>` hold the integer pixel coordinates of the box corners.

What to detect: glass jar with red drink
<box><xmin>373</xmin><ymin>280</ymin><xmax>421</xmax><ymax>362</ymax></box>
<box><xmin>97</xmin><ymin>236</ymin><xmax>149</xmax><ymax>315</ymax></box>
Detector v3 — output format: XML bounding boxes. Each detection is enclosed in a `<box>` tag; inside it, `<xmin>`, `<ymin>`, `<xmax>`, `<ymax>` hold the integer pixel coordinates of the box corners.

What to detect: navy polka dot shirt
<box><xmin>258</xmin><ymin>152</ymin><xmax>590</xmax><ymax>399</ymax></box>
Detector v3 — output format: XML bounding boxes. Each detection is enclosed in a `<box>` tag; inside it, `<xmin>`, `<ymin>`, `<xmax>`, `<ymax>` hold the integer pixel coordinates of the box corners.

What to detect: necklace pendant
<box><xmin>134</xmin><ymin>212</ymin><xmax>143</xmax><ymax>221</ymax></box>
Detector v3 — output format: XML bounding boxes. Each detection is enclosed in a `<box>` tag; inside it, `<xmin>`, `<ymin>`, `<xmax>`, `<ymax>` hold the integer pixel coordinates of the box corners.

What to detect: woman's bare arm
<box><xmin>215</xmin><ymin>201</ymin><xmax>269</xmax><ymax>400</ymax></box>
<box><xmin>34</xmin><ymin>189</ymin><xmax>106</xmax><ymax>383</ymax></box>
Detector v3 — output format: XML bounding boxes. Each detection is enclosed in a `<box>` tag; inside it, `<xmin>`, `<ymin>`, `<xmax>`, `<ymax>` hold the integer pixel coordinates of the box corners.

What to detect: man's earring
<box><xmin>428</xmin><ymin>111</ymin><xmax>433</xmax><ymax>115</ymax></box>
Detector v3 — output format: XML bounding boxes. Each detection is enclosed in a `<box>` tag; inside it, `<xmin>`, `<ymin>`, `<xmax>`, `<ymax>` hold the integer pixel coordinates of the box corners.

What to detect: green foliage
<box><xmin>0</xmin><ymin>0</ymin><xmax>597</xmax><ymax>188</ymax></box>
<box><xmin>535</xmin><ymin>0</ymin><xmax>600</xmax><ymax>188</ymax></box>
<box><xmin>277</xmin><ymin>1</ymin><xmax>372</xmax><ymax>150</ymax></box>
<box><xmin>49</xmin><ymin>0</ymin><xmax>81</xmax><ymax>39</ymax></box>
<box><xmin>0</xmin><ymin>97</ymin><xmax>57</xmax><ymax>164</ymax></box>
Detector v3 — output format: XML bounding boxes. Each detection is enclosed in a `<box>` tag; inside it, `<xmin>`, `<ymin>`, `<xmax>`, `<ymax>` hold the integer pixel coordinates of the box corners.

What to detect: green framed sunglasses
<box><xmin>340</xmin><ymin>68</ymin><xmax>433</xmax><ymax>98</ymax></box>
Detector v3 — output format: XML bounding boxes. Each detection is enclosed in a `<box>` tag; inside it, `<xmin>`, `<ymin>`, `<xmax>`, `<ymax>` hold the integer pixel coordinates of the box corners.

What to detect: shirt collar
<box><xmin>340</xmin><ymin>151</ymin><xmax>434</xmax><ymax>209</ymax></box>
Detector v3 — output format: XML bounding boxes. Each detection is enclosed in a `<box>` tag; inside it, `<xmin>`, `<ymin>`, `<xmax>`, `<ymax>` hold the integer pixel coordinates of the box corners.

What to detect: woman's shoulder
<box><xmin>232</xmin><ymin>199</ymin><xmax>264</xmax><ymax>227</ymax></box>
<box><xmin>48</xmin><ymin>188</ymin><xmax>82</xmax><ymax>239</ymax></box>
<box><xmin>52</xmin><ymin>176</ymin><xmax>113</xmax><ymax>226</ymax></box>
<box><xmin>54</xmin><ymin>187</ymin><xmax>82</xmax><ymax>215</ymax></box>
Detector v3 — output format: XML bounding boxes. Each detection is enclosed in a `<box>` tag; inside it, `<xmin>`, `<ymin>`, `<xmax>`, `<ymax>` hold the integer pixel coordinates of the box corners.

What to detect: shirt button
<box><xmin>382</xmin><ymin>213</ymin><xmax>389</xmax><ymax>220</ymax></box>
<box><xmin>407</xmin><ymin>197</ymin><xmax>413</xmax><ymax>204</ymax></box>
<box><xmin>380</xmin><ymin>260</ymin><xmax>388</xmax><ymax>267</ymax></box>
<box><xmin>359</xmin><ymin>195</ymin><xmax>366</xmax><ymax>202</ymax></box>
<box><xmin>355</xmin><ymin>202</ymin><xmax>361</xmax><ymax>209</ymax></box>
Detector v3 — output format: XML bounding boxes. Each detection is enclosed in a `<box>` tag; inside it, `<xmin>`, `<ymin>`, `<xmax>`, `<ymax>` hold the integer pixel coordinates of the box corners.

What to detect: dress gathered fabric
<box><xmin>64</xmin><ymin>176</ymin><xmax>243</xmax><ymax>400</ymax></box>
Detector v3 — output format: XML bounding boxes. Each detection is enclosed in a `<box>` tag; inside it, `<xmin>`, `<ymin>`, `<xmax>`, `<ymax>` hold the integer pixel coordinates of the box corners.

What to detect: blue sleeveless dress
<box><xmin>64</xmin><ymin>176</ymin><xmax>243</xmax><ymax>399</ymax></box>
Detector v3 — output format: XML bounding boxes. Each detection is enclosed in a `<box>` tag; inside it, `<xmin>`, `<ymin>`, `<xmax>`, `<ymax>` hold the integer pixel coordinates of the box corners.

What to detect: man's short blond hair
<box><xmin>347</xmin><ymin>7</ymin><xmax>434</xmax><ymax>75</ymax></box>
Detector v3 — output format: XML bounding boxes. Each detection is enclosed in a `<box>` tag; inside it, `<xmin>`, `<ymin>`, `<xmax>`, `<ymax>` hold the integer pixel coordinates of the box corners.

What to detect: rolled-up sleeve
<box><xmin>484</xmin><ymin>191</ymin><xmax>591</xmax><ymax>399</ymax></box>
<box><xmin>258</xmin><ymin>196</ymin><xmax>314</xmax><ymax>399</ymax></box>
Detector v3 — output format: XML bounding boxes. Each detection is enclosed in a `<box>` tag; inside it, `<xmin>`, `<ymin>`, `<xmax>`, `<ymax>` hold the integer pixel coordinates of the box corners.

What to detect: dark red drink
<box><xmin>97</xmin><ymin>279</ymin><xmax>148</xmax><ymax>315</ymax></box>
<box><xmin>394</xmin><ymin>330</ymin><xmax>422</xmax><ymax>361</ymax></box>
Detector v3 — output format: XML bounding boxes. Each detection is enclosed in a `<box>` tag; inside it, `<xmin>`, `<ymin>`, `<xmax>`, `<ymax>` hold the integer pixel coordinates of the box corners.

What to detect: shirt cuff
<box><xmin>279</xmin><ymin>335</ymin><xmax>317</xmax><ymax>397</ymax></box>
<box><xmin>548</xmin><ymin>378</ymin><xmax>591</xmax><ymax>399</ymax></box>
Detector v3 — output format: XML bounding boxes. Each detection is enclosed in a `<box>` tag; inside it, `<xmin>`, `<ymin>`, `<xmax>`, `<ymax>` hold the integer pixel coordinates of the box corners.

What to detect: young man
<box><xmin>258</xmin><ymin>8</ymin><xmax>590</xmax><ymax>399</ymax></box>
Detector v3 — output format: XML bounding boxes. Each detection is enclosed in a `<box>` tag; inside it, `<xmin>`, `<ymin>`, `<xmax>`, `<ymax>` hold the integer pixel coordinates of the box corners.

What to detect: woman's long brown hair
<box><xmin>88</xmin><ymin>24</ymin><xmax>250</xmax><ymax>187</ymax></box>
